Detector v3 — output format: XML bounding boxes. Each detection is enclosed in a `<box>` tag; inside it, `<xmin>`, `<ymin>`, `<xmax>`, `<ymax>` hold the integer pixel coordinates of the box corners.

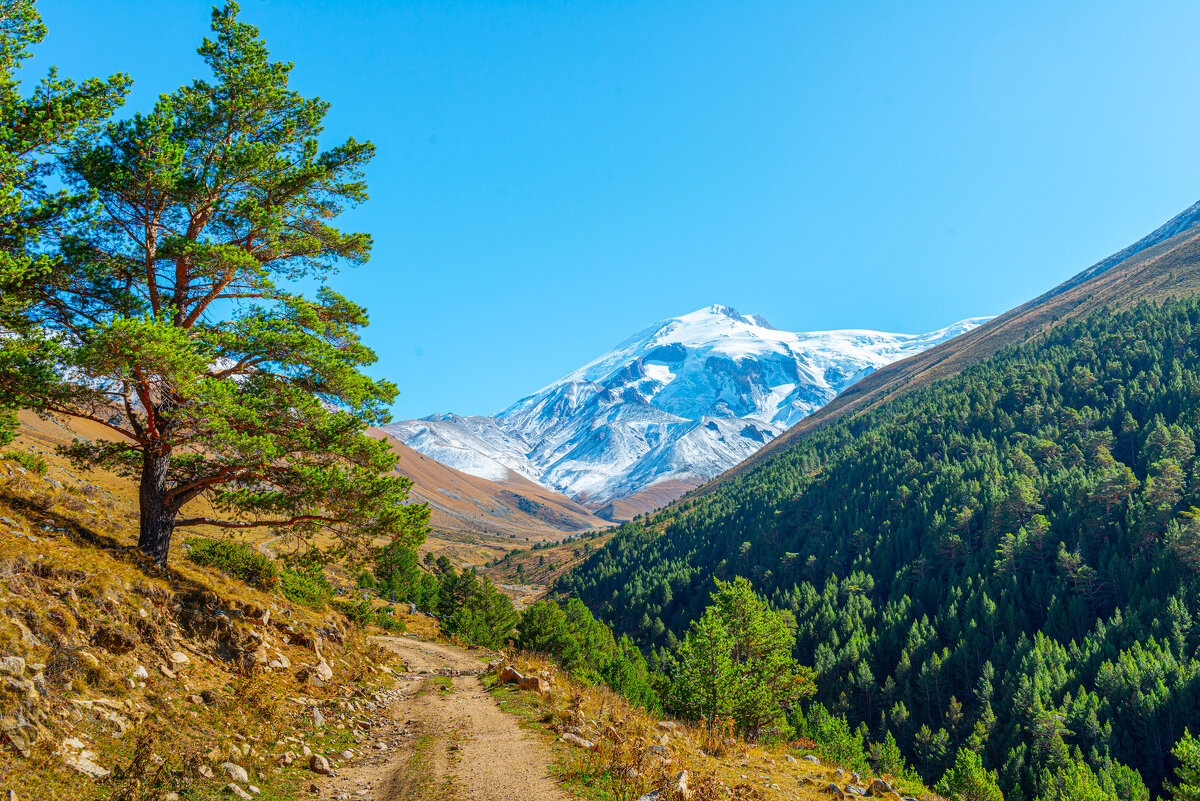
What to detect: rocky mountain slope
<box><xmin>718</xmin><ymin>197</ymin><xmax>1200</xmax><ymax>484</ymax></box>
<box><xmin>386</xmin><ymin>305</ymin><xmax>989</xmax><ymax>517</ymax></box>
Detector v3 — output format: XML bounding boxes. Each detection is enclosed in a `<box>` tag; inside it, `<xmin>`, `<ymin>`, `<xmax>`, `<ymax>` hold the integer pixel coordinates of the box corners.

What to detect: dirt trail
<box><xmin>308</xmin><ymin>636</ymin><xmax>569</xmax><ymax>801</ymax></box>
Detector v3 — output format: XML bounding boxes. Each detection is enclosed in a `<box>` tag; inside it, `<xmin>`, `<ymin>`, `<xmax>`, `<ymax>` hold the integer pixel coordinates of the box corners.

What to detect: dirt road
<box><xmin>309</xmin><ymin>636</ymin><xmax>569</xmax><ymax>801</ymax></box>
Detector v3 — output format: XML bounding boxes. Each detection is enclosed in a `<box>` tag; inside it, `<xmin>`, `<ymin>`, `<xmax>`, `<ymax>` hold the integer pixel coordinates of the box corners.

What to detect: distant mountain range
<box><xmin>384</xmin><ymin>305</ymin><xmax>990</xmax><ymax>518</ymax></box>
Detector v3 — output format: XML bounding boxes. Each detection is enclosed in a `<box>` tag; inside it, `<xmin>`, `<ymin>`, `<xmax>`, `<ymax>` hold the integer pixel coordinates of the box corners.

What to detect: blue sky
<box><xmin>31</xmin><ymin>0</ymin><xmax>1200</xmax><ymax>419</ymax></box>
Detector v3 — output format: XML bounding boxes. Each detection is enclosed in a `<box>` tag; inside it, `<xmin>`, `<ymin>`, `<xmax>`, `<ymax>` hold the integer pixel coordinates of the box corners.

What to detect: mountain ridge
<box><xmin>385</xmin><ymin>305</ymin><xmax>990</xmax><ymax>516</ymax></box>
<box><xmin>710</xmin><ymin>198</ymin><xmax>1200</xmax><ymax>486</ymax></box>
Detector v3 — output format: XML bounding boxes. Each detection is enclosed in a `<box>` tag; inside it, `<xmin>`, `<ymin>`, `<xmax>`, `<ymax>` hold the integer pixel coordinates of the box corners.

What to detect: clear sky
<box><xmin>29</xmin><ymin>0</ymin><xmax>1200</xmax><ymax>419</ymax></box>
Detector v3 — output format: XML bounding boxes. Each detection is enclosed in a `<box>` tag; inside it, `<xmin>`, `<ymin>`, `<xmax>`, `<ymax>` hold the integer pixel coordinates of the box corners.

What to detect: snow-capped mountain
<box><xmin>384</xmin><ymin>305</ymin><xmax>991</xmax><ymax>513</ymax></box>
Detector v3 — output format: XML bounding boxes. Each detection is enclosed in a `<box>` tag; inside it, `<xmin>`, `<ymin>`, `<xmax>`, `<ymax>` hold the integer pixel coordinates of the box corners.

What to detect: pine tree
<box><xmin>0</xmin><ymin>0</ymin><xmax>129</xmax><ymax>441</ymax></box>
<box><xmin>12</xmin><ymin>3</ymin><xmax>426</xmax><ymax>565</ymax></box>
<box><xmin>1167</xmin><ymin>729</ymin><xmax>1200</xmax><ymax>801</ymax></box>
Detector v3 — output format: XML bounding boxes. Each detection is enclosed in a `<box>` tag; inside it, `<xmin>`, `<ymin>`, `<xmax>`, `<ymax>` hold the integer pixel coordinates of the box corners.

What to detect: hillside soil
<box><xmin>310</xmin><ymin>636</ymin><xmax>568</xmax><ymax>801</ymax></box>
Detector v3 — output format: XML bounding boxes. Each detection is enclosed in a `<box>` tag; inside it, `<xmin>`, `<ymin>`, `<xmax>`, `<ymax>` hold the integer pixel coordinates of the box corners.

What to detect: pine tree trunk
<box><xmin>137</xmin><ymin>450</ymin><xmax>175</xmax><ymax>567</ymax></box>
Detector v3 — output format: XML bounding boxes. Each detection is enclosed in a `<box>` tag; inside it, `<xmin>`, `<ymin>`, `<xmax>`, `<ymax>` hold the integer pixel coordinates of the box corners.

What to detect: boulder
<box><xmin>198</xmin><ymin>765</ymin><xmax>215</xmax><ymax>779</ymax></box>
<box><xmin>65</xmin><ymin>752</ymin><xmax>110</xmax><ymax>779</ymax></box>
<box><xmin>132</xmin><ymin>665</ymin><xmax>149</xmax><ymax>680</ymax></box>
<box><xmin>499</xmin><ymin>666</ymin><xmax>524</xmax><ymax>684</ymax></box>
<box><xmin>656</xmin><ymin>721</ymin><xmax>678</xmax><ymax>732</ymax></box>
<box><xmin>558</xmin><ymin>732</ymin><xmax>596</xmax><ymax>750</ymax></box>
<box><xmin>167</xmin><ymin>651</ymin><xmax>191</xmax><ymax>672</ymax></box>
<box><xmin>0</xmin><ymin>656</ymin><xmax>25</xmax><ymax>676</ymax></box>
<box><xmin>312</xmin><ymin>659</ymin><xmax>333</xmax><ymax>682</ymax></box>
<box><xmin>220</xmin><ymin>763</ymin><xmax>249</xmax><ymax>783</ymax></box>
<box><xmin>869</xmin><ymin>778</ymin><xmax>894</xmax><ymax>796</ymax></box>
<box><xmin>519</xmin><ymin>676</ymin><xmax>551</xmax><ymax>695</ymax></box>
<box><xmin>223</xmin><ymin>784</ymin><xmax>252</xmax><ymax>800</ymax></box>
<box><xmin>803</xmin><ymin>754</ymin><xmax>821</xmax><ymax>764</ymax></box>
<box><xmin>309</xmin><ymin>754</ymin><xmax>332</xmax><ymax>775</ymax></box>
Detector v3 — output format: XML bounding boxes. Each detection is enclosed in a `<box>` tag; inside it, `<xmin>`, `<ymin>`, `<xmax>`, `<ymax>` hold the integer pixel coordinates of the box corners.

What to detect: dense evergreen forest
<box><xmin>558</xmin><ymin>297</ymin><xmax>1200</xmax><ymax>800</ymax></box>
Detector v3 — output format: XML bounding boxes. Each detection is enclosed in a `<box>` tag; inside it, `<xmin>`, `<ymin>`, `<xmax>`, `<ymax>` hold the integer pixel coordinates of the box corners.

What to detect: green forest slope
<box><xmin>559</xmin><ymin>297</ymin><xmax>1200</xmax><ymax>800</ymax></box>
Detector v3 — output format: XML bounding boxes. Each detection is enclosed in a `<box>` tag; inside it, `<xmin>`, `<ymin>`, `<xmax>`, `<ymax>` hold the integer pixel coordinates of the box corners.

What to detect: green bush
<box><xmin>280</xmin><ymin>566</ymin><xmax>332</xmax><ymax>610</ymax></box>
<box><xmin>186</xmin><ymin>537</ymin><xmax>278</xmax><ymax>588</ymax></box>
<box><xmin>3</xmin><ymin>450</ymin><xmax>47</xmax><ymax>475</ymax></box>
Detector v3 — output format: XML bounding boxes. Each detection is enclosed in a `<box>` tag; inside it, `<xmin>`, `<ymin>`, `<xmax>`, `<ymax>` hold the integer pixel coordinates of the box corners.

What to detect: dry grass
<box><xmin>0</xmin><ymin>432</ymin><xmax>404</xmax><ymax>801</ymax></box>
<box><xmin>481</xmin><ymin>653</ymin><xmax>938</xmax><ymax>801</ymax></box>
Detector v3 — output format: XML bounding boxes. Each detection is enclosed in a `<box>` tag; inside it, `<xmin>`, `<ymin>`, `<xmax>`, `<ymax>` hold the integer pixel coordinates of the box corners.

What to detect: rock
<box><xmin>164</xmin><ymin>794</ymin><xmax>179</xmax><ymax>801</ymax></box>
<box><xmin>785</xmin><ymin>754</ymin><xmax>797</xmax><ymax>763</ymax></box>
<box><xmin>656</xmin><ymin>721</ymin><xmax>678</xmax><ymax>732</ymax></box>
<box><xmin>198</xmin><ymin>765</ymin><xmax>215</xmax><ymax>779</ymax></box>
<box><xmin>519</xmin><ymin>676</ymin><xmax>551</xmax><ymax>695</ymax></box>
<box><xmin>224</xmin><ymin>784</ymin><xmax>253</xmax><ymax>800</ymax></box>
<box><xmin>0</xmin><ymin>656</ymin><xmax>25</xmax><ymax>676</ymax></box>
<box><xmin>499</xmin><ymin>666</ymin><xmax>524</xmax><ymax>684</ymax></box>
<box><xmin>309</xmin><ymin>754</ymin><xmax>332</xmax><ymax>775</ymax></box>
<box><xmin>168</xmin><ymin>651</ymin><xmax>191</xmax><ymax>672</ymax></box>
<box><xmin>313</xmin><ymin>659</ymin><xmax>333</xmax><ymax>682</ymax></box>
<box><xmin>281</xmin><ymin>751</ymin><xmax>295</xmax><ymax>766</ymax></box>
<box><xmin>312</xmin><ymin>707</ymin><xmax>325</xmax><ymax>728</ymax></box>
<box><xmin>159</xmin><ymin>665</ymin><xmax>176</xmax><ymax>679</ymax></box>
<box><xmin>78</xmin><ymin>651</ymin><xmax>100</xmax><ymax>671</ymax></box>
<box><xmin>220</xmin><ymin>763</ymin><xmax>249</xmax><ymax>783</ymax></box>
<box><xmin>823</xmin><ymin>784</ymin><xmax>846</xmax><ymax>800</ymax></box>
<box><xmin>65</xmin><ymin>753</ymin><xmax>110</xmax><ymax>778</ymax></box>
<box><xmin>674</xmin><ymin>770</ymin><xmax>690</xmax><ymax>797</ymax></box>
<box><xmin>558</xmin><ymin>732</ymin><xmax>596</xmax><ymax>750</ymax></box>
<box><xmin>247</xmin><ymin>787</ymin><xmax>261</xmax><ymax>796</ymax></box>
<box><xmin>869</xmin><ymin>778</ymin><xmax>894</xmax><ymax>796</ymax></box>
<box><xmin>340</xmin><ymin>749</ymin><xmax>354</xmax><ymax>760</ymax></box>
<box><xmin>803</xmin><ymin>754</ymin><xmax>821</xmax><ymax>764</ymax></box>
<box><xmin>268</xmin><ymin>652</ymin><xmax>291</xmax><ymax>670</ymax></box>
<box><xmin>846</xmin><ymin>786</ymin><xmax>866</xmax><ymax>797</ymax></box>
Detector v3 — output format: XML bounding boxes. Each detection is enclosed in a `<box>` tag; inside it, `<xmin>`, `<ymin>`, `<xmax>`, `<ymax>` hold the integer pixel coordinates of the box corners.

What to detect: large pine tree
<box><xmin>0</xmin><ymin>0</ymin><xmax>129</xmax><ymax>441</ymax></box>
<box><xmin>11</xmin><ymin>3</ymin><xmax>426</xmax><ymax>566</ymax></box>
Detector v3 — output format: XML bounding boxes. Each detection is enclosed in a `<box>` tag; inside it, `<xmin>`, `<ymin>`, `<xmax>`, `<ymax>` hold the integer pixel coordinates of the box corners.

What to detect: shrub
<box><xmin>3</xmin><ymin>450</ymin><xmax>47</xmax><ymax>475</ymax></box>
<box><xmin>186</xmin><ymin>537</ymin><xmax>278</xmax><ymax>588</ymax></box>
<box><xmin>280</xmin><ymin>566</ymin><xmax>332</xmax><ymax>610</ymax></box>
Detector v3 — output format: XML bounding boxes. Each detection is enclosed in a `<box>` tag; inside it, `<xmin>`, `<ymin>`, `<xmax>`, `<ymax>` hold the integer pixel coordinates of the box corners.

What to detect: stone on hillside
<box><xmin>223</xmin><ymin>784</ymin><xmax>252</xmax><ymax>800</ymax></box>
<box><xmin>168</xmin><ymin>651</ymin><xmax>191</xmax><ymax>672</ymax></box>
<box><xmin>0</xmin><ymin>656</ymin><xmax>25</xmax><ymax>676</ymax></box>
<box><xmin>558</xmin><ymin>732</ymin><xmax>596</xmax><ymax>750</ymax></box>
<box><xmin>846</xmin><ymin>785</ymin><xmax>866</xmax><ymax>796</ymax></box>
<box><xmin>785</xmin><ymin>754</ymin><xmax>797</xmax><ymax>763</ymax></box>
<box><xmin>309</xmin><ymin>754</ymin><xmax>332</xmax><ymax>775</ymax></box>
<box><xmin>247</xmin><ymin>786</ymin><xmax>260</xmax><ymax>796</ymax></box>
<box><xmin>159</xmin><ymin>665</ymin><xmax>176</xmax><ymax>678</ymax></box>
<box><xmin>65</xmin><ymin>752</ymin><xmax>110</xmax><ymax>778</ymax></box>
<box><xmin>220</xmin><ymin>763</ymin><xmax>249</xmax><ymax>783</ymax></box>
<box><xmin>869</xmin><ymin>778</ymin><xmax>894</xmax><ymax>795</ymax></box>
<box><xmin>268</xmin><ymin>652</ymin><xmax>290</xmax><ymax>670</ymax></box>
<box><xmin>198</xmin><ymin>765</ymin><xmax>215</xmax><ymax>779</ymax></box>
<box><xmin>499</xmin><ymin>666</ymin><xmax>523</xmax><ymax>684</ymax></box>
<box><xmin>131</xmin><ymin>665</ymin><xmax>148</xmax><ymax>679</ymax></box>
<box><xmin>519</xmin><ymin>676</ymin><xmax>551</xmax><ymax>695</ymax></box>
<box><xmin>803</xmin><ymin>754</ymin><xmax>820</xmax><ymax>763</ymax></box>
<box><xmin>656</xmin><ymin>721</ymin><xmax>677</xmax><ymax>732</ymax></box>
<box><xmin>824</xmin><ymin>784</ymin><xmax>845</xmax><ymax>799</ymax></box>
<box><xmin>312</xmin><ymin>707</ymin><xmax>325</xmax><ymax>728</ymax></box>
<box><xmin>77</xmin><ymin>651</ymin><xmax>100</xmax><ymax>671</ymax></box>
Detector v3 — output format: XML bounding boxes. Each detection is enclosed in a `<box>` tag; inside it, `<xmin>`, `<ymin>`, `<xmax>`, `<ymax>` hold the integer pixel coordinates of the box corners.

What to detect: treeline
<box><xmin>373</xmin><ymin>543</ymin><xmax>658</xmax><ymax>704</ymax></box>
<box><xmin>558</xmin><ymin>298</ymin><xmax>1200</xmax><ymax>800</ymax></box>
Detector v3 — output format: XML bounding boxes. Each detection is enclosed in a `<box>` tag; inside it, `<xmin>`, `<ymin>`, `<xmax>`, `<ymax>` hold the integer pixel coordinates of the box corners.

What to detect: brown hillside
<box><xmin>712</xmin><ymin>206</ymin><xmax>1200</xmax><ymax>485</ymax></box>
<box><xmin>376</xmin><ymin>432</ymin><xmax>610</xmax><ymax>541</ymax></box>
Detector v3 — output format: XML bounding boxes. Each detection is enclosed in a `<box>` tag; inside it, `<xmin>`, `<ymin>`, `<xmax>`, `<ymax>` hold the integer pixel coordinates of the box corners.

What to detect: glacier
<box><xmin>384</xmin><ymin>304</ymin><xmax>991</xmax><ymax>512</ymax></box>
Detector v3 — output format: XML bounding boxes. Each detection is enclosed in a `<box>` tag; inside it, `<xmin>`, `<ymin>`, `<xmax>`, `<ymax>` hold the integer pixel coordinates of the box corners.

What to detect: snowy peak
<box><xmin>385</xmin><ymin>305</ymin><xmax>991</xmax><ymax>516</ymax></box>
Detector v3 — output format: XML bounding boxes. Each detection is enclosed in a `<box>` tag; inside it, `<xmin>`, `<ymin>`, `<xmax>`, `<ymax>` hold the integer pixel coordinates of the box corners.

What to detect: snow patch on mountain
<box><xmin>385</xmin><ymin>305</ymin><xmax>991</xmax><ymax>507</ymax></box>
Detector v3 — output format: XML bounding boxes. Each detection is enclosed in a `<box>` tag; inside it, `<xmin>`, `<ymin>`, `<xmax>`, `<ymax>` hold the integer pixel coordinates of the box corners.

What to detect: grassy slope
<box><xmin>0</xmin><ymin>428</ymin><xmax>439</xmax><ymax>800</ymax></box>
